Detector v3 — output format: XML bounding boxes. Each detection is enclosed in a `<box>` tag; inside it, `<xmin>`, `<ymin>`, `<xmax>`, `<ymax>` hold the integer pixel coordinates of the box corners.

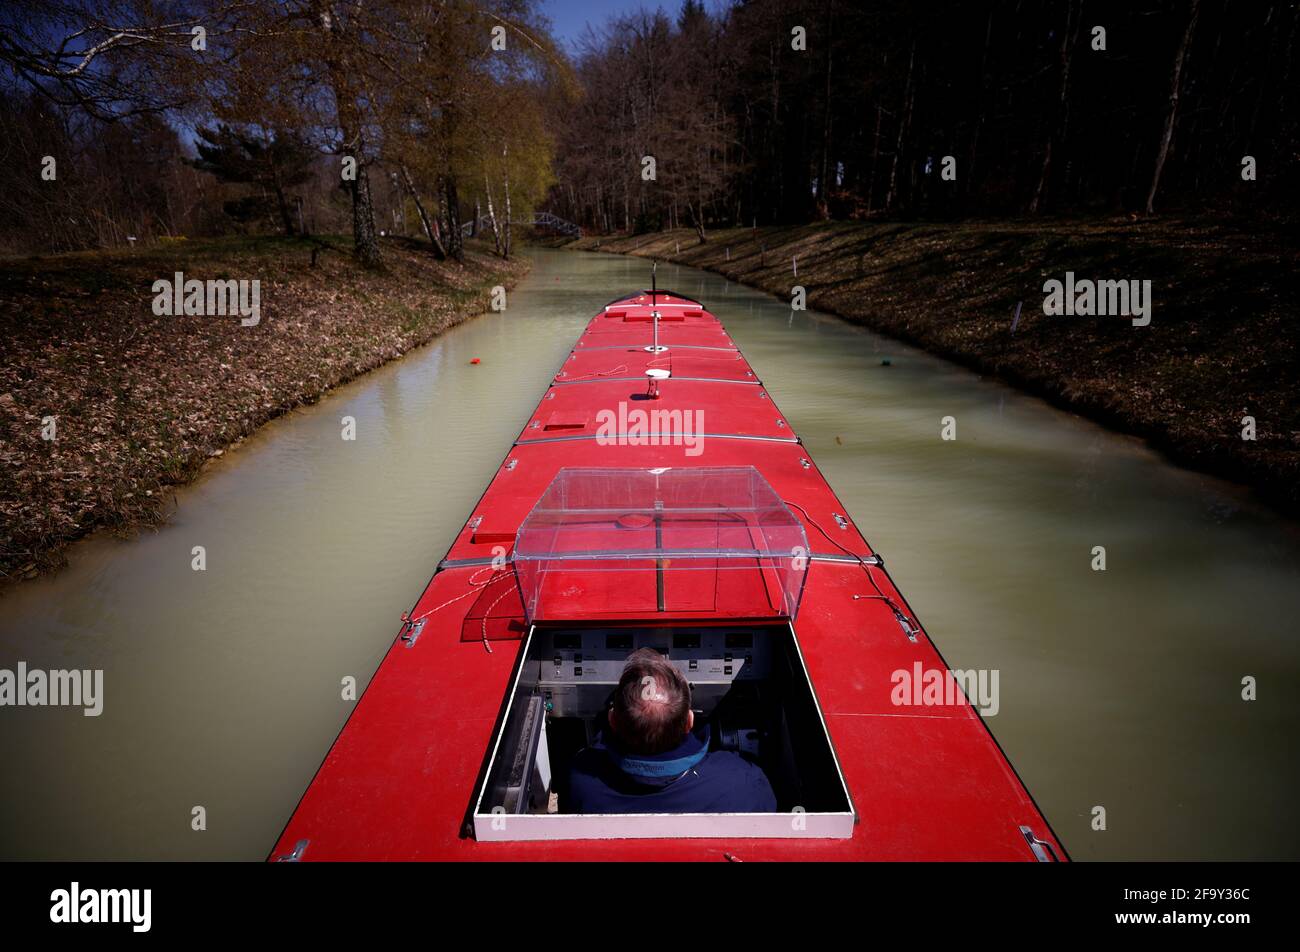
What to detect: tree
<box><xmin>549</xmin><ymin>0</ymin><xmax>1294</xmax><ymax>227</ymax></box>
<box><xmin>203</xmin><ymin>1</ymin><xmax>413</xmax><ymax>267</ymax></box>
<box><xmin>1028</xmin><ymin>0</ymin><xmax>1081</xmax><ymax>214</ymax></box>
<box><xmin>191</xmin><ymin>125</ymin><xmax>315</xmax><ymax>235</ymax></box>
<box><xmin>1146</xmin><ymin>0</ymin><xmax>1201</xmax><ymax>214</ymax></box>
<box><xmin>385</xmin><ymin>0</ymin><xmax>571</xmax><ymax>261</ymax></box>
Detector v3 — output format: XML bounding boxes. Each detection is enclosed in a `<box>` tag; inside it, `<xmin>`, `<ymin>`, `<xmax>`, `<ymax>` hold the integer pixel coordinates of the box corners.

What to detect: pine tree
<box><xmin>191</xmin><ymin>125</ymin><xmax>315</xmax><ymax>236</ymax></box>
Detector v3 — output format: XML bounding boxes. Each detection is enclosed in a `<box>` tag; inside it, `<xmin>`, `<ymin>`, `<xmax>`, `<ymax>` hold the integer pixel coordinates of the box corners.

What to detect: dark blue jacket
<box><xmin>564</xmin><ymin>724</ymin><xmax>777</xmax><ymax>814</ymax></box>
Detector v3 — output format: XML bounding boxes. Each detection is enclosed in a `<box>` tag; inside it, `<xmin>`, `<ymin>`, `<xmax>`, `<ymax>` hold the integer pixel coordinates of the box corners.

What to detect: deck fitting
<box><xmin>400</xmin><ymin>618</ymin><xmax>427</xmax><ymax>649</ymax></box>
<box><xmin>274</xmin><ymin>839</ymin><xmax>309</xmax><ymax>862</ymax></box>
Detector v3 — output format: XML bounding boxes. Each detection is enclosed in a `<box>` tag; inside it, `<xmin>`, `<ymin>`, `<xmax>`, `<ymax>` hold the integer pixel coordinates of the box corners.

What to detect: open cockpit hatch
<box><xmin>471</xmin><ymin>467</ymin><xmax>854</xmax><ymax>841</ymax></box>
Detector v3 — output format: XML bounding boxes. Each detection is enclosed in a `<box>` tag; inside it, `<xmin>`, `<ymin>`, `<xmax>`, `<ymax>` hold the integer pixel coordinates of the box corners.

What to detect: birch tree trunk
<box><xmin>686</xmin><ymin>198</ymin><xmax>706</xmax><ymax>243</ymax></box>
<box><xmin>502</xmin><ymin>142</ymin><xmax>512</xmax><ymax>259</ymax></box>
<box><xmin>444</xmin><ymin>176</ymin><xmax>463</xmax><ymax>262</ymax></box>
<box><xmin>1029</xmin><ymin>0</ymin><xmax>1080</xmax><ymax>215</ymax></box>
<box><xmin>1146</xmin><ymin>0</ymin><xmax>1201</xmax><ymax>214</ymax></box>
<box><xmin>350</xmin><ymin>162</ymin><xmax>381</xmax><ymax>267</ymax></box>
<box><xmin>816</xmin><ymin>1</ymin><xmax>834</xmax><ymax>219</ymax></box>
<box><xmin>885</xmin><ymin>41</ymin><xmax>915</xmax><ymax>212</ymax></box>
<box><xmin>400</xmin><ymin>163</ymin><xmax>446</xmax><ymax>259</ymax></box>
<box><xmin>317</xmin><ymin>6</ymin><xmax>381</xmax><ymax>268</ymax></box>
<box><xmin>483</xmin><ymin>171</ymin><xmax>502</xmax><ymax>256</ymax></box>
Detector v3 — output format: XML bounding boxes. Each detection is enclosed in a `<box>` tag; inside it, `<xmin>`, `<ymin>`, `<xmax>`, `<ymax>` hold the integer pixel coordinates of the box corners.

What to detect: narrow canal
<box><xmin>2</xmin><ymin>248</ymin><xmax>1297</xmax><ymax>859</ymax></box>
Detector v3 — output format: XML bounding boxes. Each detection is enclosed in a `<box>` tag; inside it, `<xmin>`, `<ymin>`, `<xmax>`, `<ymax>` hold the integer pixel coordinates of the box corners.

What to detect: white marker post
<box><xmin>645</xmin><ymin>262</ymin><xmax>667</xmax><ymax>353</ymax></box>
<box><xmin>646</xmin><ymin>367</ymin><xmax>670</xmax><ymax>400</ymax></box>
<box><xmin>645</xmin><ymin>311</ymin><xmax>668</xmax><ymax>353</ymax></box>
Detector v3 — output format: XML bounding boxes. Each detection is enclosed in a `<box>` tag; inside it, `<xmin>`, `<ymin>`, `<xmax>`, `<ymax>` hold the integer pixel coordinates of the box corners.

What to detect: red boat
<box><xmin>270</xmin><ymin>289</ymin><xmax>1066</xmax><ymax>861</ymax></box>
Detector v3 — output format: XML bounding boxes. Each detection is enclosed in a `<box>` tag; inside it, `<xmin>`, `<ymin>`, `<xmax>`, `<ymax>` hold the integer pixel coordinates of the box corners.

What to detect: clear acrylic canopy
<box><xmin>514</xmin><ymin>467</ymin><xmax>809</xmax><ymax>622</ymax></box>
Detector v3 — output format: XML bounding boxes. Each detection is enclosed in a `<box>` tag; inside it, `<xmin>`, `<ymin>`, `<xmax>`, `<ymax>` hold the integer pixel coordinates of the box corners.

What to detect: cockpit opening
<box><xmin>472</xmin><ymin>622</ymin><xmax>855</xmax><ymax>841</ymax></box>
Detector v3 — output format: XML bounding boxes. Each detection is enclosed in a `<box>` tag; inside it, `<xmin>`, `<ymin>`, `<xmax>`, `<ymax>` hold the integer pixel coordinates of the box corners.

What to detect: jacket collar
<box><xmin>604</xmin><ymin>723</ymin><xmax>711</xmax><ymax>785</ymax></box>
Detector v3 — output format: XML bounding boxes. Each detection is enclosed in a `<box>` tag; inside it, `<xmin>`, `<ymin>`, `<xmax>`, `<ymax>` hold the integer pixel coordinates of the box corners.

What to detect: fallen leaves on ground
<box><xmin>0</xmin><ymin>235</ymin><xmax>528</xmax><ymax>587</ymax></box>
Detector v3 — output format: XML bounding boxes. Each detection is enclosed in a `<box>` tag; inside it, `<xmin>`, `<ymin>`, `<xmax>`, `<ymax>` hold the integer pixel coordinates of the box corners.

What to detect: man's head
<box><xmin>608</xmin><ymin>647</ymin><xmax>694</xmax><ymax>755</ymax></box>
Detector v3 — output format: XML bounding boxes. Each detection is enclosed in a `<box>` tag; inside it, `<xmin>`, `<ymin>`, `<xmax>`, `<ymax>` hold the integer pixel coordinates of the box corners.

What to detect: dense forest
<box><xmin>1</xmin><ymin>1</ymin><xmax>1295</xmax><ymax>256</ymax></box>
<box><xmin>551</xmin><ymin>0</ymin><xmax>1298</xmax><ymax>234</ymax></box>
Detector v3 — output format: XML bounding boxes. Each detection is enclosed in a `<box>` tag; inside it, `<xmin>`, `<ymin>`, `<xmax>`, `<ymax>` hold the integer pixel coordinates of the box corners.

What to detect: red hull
<box><xmin>270</xmin><ymin>292</ymin><xmax>1066</xmax><ymax>861</ymax></box>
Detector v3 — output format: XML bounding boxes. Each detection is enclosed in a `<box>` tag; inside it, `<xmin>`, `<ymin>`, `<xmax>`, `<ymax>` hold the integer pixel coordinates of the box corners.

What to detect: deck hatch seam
<box><xmin>513</xmin><ymin>432</ymin><xmax>799</xmax><ymax>446</ymax></box>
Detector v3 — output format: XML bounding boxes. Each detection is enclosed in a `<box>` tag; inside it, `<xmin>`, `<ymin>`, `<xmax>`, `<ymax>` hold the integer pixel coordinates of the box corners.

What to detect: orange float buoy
<box><xmin>470</xmin><ymin>358</ymin><xmax>481</xmax><ymax>365</ymax></box>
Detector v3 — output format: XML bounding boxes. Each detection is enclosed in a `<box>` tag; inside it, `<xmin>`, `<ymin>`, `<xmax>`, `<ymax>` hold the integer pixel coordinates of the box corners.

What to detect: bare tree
<box><xmin>1146</xmin><ymin>0</ymin><xmax>1201</xmax><ymax>214</ymax></box>
<box><xmin>885</xmin><ymin>40</ymin><xmax>915</xmax><ymax>212</ymax></box>
<box><xmin>1028</xmin><ymin>0</ymin><xmax>1081</xmax><ymax>215</ymax></box>
<box><xmin>0</xmin><ymin>1</ymin><xmax>223</xmax><ymax>120</ymax></box>
<box><xmin>400</xmin><ymin>162</ymin><xmax>446</xmax><ymax>258</ymax></box>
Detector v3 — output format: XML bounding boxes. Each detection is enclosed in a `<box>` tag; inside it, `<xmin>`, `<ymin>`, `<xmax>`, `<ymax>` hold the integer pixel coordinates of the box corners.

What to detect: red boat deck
<box><xmin>270</xmin><ymin>292</ymin><xmax>1066</xmax><ymax>861</ymax></box>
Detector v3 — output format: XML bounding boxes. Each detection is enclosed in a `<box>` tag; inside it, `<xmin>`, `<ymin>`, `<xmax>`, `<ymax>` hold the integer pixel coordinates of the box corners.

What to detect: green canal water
<box><xmin>2</xmin><ymin>248</ymin><xmax>1297</xmax><ymax>859</ymax></box>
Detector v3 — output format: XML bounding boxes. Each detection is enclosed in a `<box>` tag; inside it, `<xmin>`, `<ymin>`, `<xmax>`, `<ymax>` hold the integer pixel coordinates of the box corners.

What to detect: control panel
<box><xmin>534</xmin><ymin>626</ymin><xmax>771</xmax><ymax>686</ymax></box>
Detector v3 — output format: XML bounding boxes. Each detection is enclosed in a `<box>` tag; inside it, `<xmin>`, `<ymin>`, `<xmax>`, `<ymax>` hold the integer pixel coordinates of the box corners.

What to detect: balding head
<box><xmin>609</xmin><ymin>647</ymin><xmax>693</xmax><ymax>755</ymax></box>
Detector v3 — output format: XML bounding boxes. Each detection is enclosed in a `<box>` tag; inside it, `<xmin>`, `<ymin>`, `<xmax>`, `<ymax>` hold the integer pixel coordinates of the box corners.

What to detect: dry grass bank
<box><xmin>0</xmin><ymin>235</ymin><xmax>528</xmax><ymax>587</ymax></box>
<box><xmin>564</xmin><ymin>219</ymin><xmax>1299</xmax><ymax>513</ymax></box>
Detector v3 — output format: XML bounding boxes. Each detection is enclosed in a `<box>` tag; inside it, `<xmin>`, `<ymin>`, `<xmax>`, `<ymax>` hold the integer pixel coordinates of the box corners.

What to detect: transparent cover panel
<box><xmin>514</xmin><ymin>467</ymin><xmax>809</xmax><ymax>622</ymax></box>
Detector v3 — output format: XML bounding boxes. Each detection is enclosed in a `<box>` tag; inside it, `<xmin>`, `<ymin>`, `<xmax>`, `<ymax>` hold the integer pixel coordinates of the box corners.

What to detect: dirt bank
<box><xmin>0</xmin><ymin>235</ymin><xmax>528</xmax><ymax>587</ymax></box>
<box><xmin>563</xmin><ymin>219</ymin><xmax>1299</xmax><ymax>514</ymax></box>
